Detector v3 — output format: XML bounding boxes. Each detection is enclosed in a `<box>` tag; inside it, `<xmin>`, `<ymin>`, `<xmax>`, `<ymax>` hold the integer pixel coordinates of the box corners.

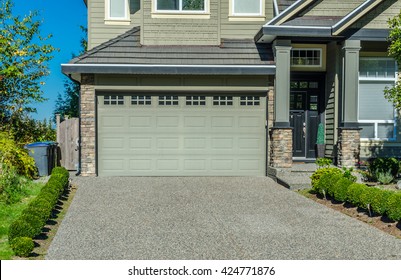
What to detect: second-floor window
<box><xmin>232</xmin><ymin>0</ymin><xmax>262</xmax><ymax>16</ymax></box>
<box><xmin>156</xmin><ymin>0</ymin><xmax>206</xmax><ymax>12</ymax></box>
<box><xmin>107</xmin><ymin>0</ymin><xmax>129</xmax><ymax>20</ymax></box>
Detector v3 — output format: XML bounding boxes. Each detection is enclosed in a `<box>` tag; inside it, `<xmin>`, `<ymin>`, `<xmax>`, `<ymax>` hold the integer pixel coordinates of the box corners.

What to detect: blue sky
<box><xmin>13</xmin><ymin>0</ymin><xmax>87</xmax><ymax>121</ymax></box>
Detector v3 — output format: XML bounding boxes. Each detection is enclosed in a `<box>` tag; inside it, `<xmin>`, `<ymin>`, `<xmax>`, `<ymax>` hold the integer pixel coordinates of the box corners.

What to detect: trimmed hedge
<box><xmin>8</xmin><ymin>167</ymin><xmax>69</xmax><ymax>257</ymax></box>
<box><xmin>10</xmin><ymin>237</ymin><xmax>35</xmax><ymax>258</ymax></box>
<box><xmin>310</xmin><ymin>167</ymin><xmax>401</xmax><ymax>222</ymax></box>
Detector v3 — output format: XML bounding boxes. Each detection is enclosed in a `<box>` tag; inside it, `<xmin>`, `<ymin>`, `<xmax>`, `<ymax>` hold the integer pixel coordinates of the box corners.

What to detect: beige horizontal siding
<box><xmin>220</xmin><ymin>0</ymin><xmax>274</xmax><ymax>40</ymax></box>
<box><xmin>88</xmin><ymin>0</ymin><xmax>141</xmax><ymax>49</ymax></box>
<box><xmin>304</xmin><ymin>0</ymin><xmax>364</xmax><ymax>17</ymax></box>
<box><xmin>352</xmin><ymin>0</ymin><xmax>401</xmax><ymax>30</ymax></box>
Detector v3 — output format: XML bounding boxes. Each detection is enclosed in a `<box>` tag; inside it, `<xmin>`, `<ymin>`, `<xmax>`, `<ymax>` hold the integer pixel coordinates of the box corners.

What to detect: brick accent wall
<box><xmin>269</xmin><ymin>127</ymin><xmax>293</xmax><ymax>168</ymax></box>
<box><xmin>337</xmin><ymin>128</ymin><xmax>361</xmax><ymax>167</ymax></box>
<box><xmin>80</xmin><ymin>74</ymin><xmax>96</xmax><ymax>176</ymax></box>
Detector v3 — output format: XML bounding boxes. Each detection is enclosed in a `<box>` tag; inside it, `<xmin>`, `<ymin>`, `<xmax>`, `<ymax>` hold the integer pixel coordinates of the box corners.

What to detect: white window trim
<box><xmin>105</xmin><ymin>0</ymin><xmax>131</xmax><ymax>25</ymax></box>
<box><xmin>152</xmin><ymin>0</ymin><xmax>210</xmax><ymax>18</ymax></box>
<box><xmin>358</xmin><ymin>57</ymin><xmax>398</xmax><ymax>141</ymax></box>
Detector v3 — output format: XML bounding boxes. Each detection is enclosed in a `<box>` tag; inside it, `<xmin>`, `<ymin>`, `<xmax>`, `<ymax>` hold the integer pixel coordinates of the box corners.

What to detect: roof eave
<box><xmin>62</xmin><ymin>64</ymin><xmax>277</xmax><ymax>76</ymax></box>
<box><xmin>257</xmin><ymin>25</ymin><xmax>334</xmax><ymax>43</ymax></box>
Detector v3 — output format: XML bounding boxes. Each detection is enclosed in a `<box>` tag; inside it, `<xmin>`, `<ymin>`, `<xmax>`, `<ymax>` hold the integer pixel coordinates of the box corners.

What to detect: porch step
<box><xmin>268</xmin><ymin>164</ymin><xmax>317</xmax><ymax>190</ymax></box>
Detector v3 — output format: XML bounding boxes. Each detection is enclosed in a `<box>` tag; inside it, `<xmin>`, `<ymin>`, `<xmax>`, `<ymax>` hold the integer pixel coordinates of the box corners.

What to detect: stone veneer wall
<box><xmin>269</xmin><ymin>127</ymin><xmax>293</xmax><ymax>168</ymax></box>
<box><xmin>80</xmin><ymin>74</ymin><xmax>96</xmax><ymax>176</ymax></box>
<box><xmin>267</xmin><ymin>87</ymin><xmax>275</xmax><ymax>166</ymax></box>
<box><xmin>337</xmin><ymin>128</ymin><xmax>361</xmax><ymax>167</ymax></box>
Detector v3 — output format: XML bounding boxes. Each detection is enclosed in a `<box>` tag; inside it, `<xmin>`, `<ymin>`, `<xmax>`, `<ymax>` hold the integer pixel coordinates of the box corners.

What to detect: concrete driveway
<box><xmin>47</xmin><ymin>177</ymin><xmax>401</xmax><ymax>260</ymax></box>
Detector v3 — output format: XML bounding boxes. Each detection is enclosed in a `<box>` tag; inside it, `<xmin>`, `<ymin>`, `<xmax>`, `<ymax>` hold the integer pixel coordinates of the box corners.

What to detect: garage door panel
<box><xmin>130</xmin><ymin>137</ymin><xmax>152</xmax><ymax>149</ymax></box>
<box><xmin>130</xmin><ymin>116</ymin><xmax>152</xmax><ymax>127</ymax></box>
<box><xmin>98</xmin><ymin>94</ymin><xmax>266</xmax><ymax>176</ymax></box>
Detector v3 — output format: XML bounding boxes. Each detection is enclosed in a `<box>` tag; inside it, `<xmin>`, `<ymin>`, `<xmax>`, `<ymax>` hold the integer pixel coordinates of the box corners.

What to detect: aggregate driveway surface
<box><xmin>47</xmin><ymin>177</ymin><xmax>401</xmax><ymax>260</ymax></box>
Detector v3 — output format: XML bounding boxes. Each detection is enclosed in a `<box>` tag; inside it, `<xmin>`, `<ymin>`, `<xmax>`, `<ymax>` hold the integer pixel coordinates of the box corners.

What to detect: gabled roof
<box><xmin>256</xmin><ymin>0</ymin><xmax>388</xmax><ymax>43</ymax></box>
<box><xmin>63</xmin><ymin>27</ymin><xmax>275</xmax><ymax>77</ymax></box>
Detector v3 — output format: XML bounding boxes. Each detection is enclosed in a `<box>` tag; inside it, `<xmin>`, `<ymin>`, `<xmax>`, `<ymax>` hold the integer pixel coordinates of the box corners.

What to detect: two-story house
<box><xmin>62</xmin><ymin>0</ymin><xmax>401</xmax><ymax>177</ymax></box>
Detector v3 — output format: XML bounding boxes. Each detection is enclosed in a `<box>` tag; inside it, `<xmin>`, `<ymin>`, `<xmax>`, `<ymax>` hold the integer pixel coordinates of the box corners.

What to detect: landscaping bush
<box><xmin>332</xmin><ymin>177</ymin><xmax>353</xmax><ymax>202</ymax></box>
<box><xmin>8</xmin><ymin>218</ymin><xmax>36</xmax><ymax>241</ymax></box>
<box><xmin>321</xmin><ymin>173</ymin><xmax>343</xmax><ymax>198</ymax></box>
<box><xmin>376</xmin><ymin>170</ymin><xmax>394</xmax><ymax>185</ymax></box>
<box><xmin>311</xmin><ymin>167</ymin><xmax>342</xmax><ymax>191</ymax></box>
<box><xmin>10</xmin><ymin>237</ymin><xmax>34</xmax><ymax>257</ymax></box>
<box><xmin>386</xmin><ymin>192</ymin><xmax>401</xmax><ymax>222</ymax></box>
<box><xmin>368</xmin><ymin>189</ymin><xmax>394</xmax><ymax>216</ymax></box>
<box><xmin>23</xmin><ymin>198</ymin><xmax>53</xmax><ymax>223</ymax></box>
<box><xmin>369</xmin><ymin>157</ymin><xmax>400</xmax><ymax>180</ymax></box>
<box><xmin>8</xmin><ymin>167</ymin><xmax>69</xmax><ymax>256</ymax></box>
<box><xmin>0</xmin><ymin>132</ymin><xmax>37</xmax><ymax>179</ymax></box>
<box><xmin>20</xmin><ymin>212</ymin><xmax>46</xmax><ymax>236</ymax></box>
<box><xmin>346</xmin><ymin>183</ymin><xmax>366</xmax><ymax>208</ymax></box>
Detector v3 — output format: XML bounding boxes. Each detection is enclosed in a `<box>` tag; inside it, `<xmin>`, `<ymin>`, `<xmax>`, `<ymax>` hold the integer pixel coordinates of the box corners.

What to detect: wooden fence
<box><xmin>56</xmin><ymin>115</ymin><xmax>79</xmax><ymax>171</ymax></box>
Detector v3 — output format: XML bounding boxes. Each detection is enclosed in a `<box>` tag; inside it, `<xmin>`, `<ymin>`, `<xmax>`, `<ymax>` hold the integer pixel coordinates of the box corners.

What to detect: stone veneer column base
<box><xmin>337</xmin><ymin>127</ymin><xmax>361</xmax><ymax>167</ymax></box>
<box><xmin>80</xmin><ymin>74</ymin><xmax>96</xmax><ymax>177</ymax></box>
<box><xmin>269</xmin><ymin>127</ymin><xmax>293</xmax><ymax>168</ymax></box>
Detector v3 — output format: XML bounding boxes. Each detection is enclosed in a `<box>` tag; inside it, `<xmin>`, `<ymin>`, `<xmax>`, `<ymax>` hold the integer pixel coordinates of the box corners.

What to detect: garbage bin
<box><xmin>25</xmin><ymin>142</ymin><xmax>57</xmax><ymax>176</ymax></box>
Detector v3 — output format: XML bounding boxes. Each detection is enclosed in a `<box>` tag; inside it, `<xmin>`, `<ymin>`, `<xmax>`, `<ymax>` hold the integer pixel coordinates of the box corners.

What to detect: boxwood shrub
<box><xmin>332</xmin><ymin>177</ymin><xmax>353</xmax><ymax>202</ymax></box>
<box><xmin>10</xmin><ymin>237</ymin><xmax>35</xmax><ymax>257</ymax></box>
<box><xmin>346</xmin><ymin>183</ymin><xmax>366</xmax><ymax>207</ymax></box>
<box><xmin>386</xmin><ymin>192</ymin><xmax>401</xmax><ymax>222</ymax></box>
<box><xmin>8</xmin><ymin>166</ymin><xmax>69</xmax><ymax>256</ymax></box>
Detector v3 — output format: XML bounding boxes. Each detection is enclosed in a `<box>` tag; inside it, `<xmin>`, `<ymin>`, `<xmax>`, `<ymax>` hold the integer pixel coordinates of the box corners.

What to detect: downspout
<box><xmin>273</xmin><ymin>0</ymin><xmax>280</xmax><ymax>17</ymax></box>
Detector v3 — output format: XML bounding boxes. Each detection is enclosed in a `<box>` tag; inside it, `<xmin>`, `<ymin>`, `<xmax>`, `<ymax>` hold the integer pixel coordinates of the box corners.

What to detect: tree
<box><xmin>384</xmin><ymin>12</ymin><xmax>401</xmax><ymax>109</ymax></box>
<box><xmin>53</xmin><ymin>26</ymin><xmax>87</xmax><ymax>122</ymax></box>
<box><xmin>0</xmin><ymin>0</ymin><xmax>56</xmax><ymax>125</ymax></box>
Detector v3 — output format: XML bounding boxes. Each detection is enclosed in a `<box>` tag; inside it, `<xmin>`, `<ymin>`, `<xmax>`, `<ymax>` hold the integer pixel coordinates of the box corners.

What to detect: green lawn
<box><xmin>0</xmin><ymin>181</ymin><xmax>44</xmax><ymax>260</ymax></box>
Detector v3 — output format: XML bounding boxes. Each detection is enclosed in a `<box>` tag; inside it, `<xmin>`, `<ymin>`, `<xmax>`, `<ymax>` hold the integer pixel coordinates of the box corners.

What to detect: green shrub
<box><xmin>346</xmin><ymin>183</ymin><xmax>367</xmax><ymax>208</ymax></box>
<box><xmin>369</xmin><ymin>157</ymin><xmax>400</xmax><ymax>179</ymax></box>
<box><xmin>342</xmin><ymin>167</ymin><xmax>357</xmax><ymax>182</ymax></box>
<box><xmin>20</xmin><ymin>213</ymin><xmax>45</xmax><ymax>236</ymax></box>
<box><xmin>386</xmin><ymin>192</ymin><xmax>401</xmax><ymax>221</ymax></box>
<box><xmin>311</xmin><ymin>167</ymin><xmax>342</xmax><ymax>190</ymax></box>
<box><xmin>0</xmin><ymin>164</ymin><xmax>26</xmax><ymax>204</ymax></box>
<box><xmin>359</xmin><ymin>187</ymin><xmax>386</xmax><ymax>215</ymax></box>
<box><xmin>332</xmin><ymin>177</ymin><xmax>353</xmax><ymax>202</ymax></box>
<box><xmin>8</xmin><ymin>218</ymin><xmax>36</xmax><ymax>241</ymax></box>
<box><xmin>316</xmin><ymin>158</ymin><xmax>332</xmax><ymax>168</ymax></box>
<box><xmin>323</xmin><ymin>173</ymin><xmax>344</xmax><ymax>198</ymax></box>
<box><xmin>23</xmin><ymin>198</ymin><xmax>52</xmax><ymax>223</ymax></box>
<box><xmin>10</xmin><ymin>237</ymin><xmax>34</xmax><ymax>257</ymax></box>
<box><xmin>0</xmin><ymin>132</ymin><xmax>37</xmax><ymax>179</ymax></box>
<box><xmin>370</xmin><ymin>189</ymin><xmax>394</xmax><ymax>216</ymax></box>
<box><xmin>376</xmin><ymin>170</ymin><xmax>394</xmax><ymax>185</ymax></box>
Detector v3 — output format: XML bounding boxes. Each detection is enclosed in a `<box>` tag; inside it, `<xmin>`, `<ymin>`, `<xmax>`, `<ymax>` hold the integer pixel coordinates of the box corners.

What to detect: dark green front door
<box><xmin>290</xmin><ymin>78</ymin><xmax>323</xmax><ymax>159</ymax></box>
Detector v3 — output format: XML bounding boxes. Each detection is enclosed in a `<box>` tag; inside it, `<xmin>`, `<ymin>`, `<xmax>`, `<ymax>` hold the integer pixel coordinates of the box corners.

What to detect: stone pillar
<box><xmin>80</xmin><ymin>74</ymin><xmax>96</xmax><ymax>176</ymax></box>
<box><xmin>270</xmin><ymin>127</ymin><xmax>293</xmax><ymax>168</ymax></box>
<box><xmin>337</xmin><ymin>128</ymin><xmax>361</xmax><ymax>167</ymax></box>
<box><xmin>337</xmin><ymin>40</ymin><xmax>361</xmax><ymax>167</ymax></box>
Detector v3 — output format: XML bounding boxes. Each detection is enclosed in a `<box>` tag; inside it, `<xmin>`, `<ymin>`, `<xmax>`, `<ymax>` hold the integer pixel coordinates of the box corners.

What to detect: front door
<box><xmin>290</xmin><ymin>78</ymin><xmax>323</xmax><ymax>159</ymax></box>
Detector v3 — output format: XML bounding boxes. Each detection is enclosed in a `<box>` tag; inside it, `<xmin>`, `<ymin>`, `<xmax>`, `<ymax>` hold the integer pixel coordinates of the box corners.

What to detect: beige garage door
<box><xmin>97</xmin><ymin>94</ymin><xmax>266</xmax><ymax>176</ymax></box>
